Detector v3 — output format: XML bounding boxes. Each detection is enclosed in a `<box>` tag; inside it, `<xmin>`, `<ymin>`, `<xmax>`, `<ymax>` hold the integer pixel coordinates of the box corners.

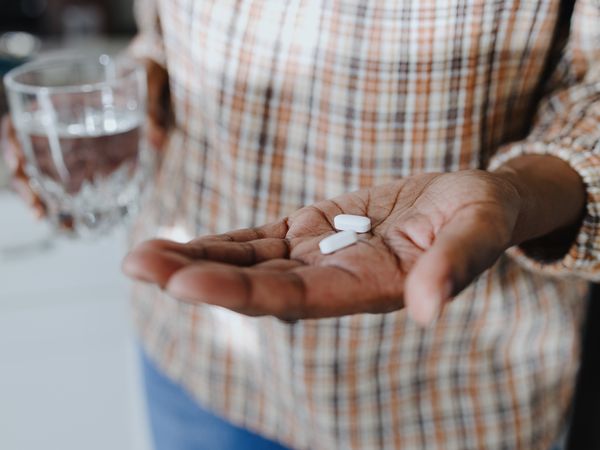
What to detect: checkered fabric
<box><xmin>129</xmin><ymin>1</ymin><xmax>600</xmax><ymax>448</ymax></box>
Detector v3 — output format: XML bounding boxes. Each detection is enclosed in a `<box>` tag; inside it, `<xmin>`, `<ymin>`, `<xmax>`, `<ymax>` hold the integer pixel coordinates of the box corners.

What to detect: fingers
<box><xmin>123</xmin><ymin>237</ymin><xmax>291</xmax><ymax>287</ymax></box>
<box><xmin>2</xmin><ymin>116</ymin><xmax>47</xmax><ymax>218</ymax></box>
<box><xmin>122</xmin><ymin>221</ymin><xmax>291</xmax><ymax>286</ymax></box>
<box><xmin>123</xmin><ymin>220</ymin><xmax>377</xmax><ymax>320</ymax></box>
<box><xmin>147</xmin><ymin>60</ymin><xmax>170</xmax><ymax>123</ymax></box>
<box><xmin>253</xmin><ymin>259</ymin><xmax>304</xmax><ymax>271</ymax></box>
<box><xmin>11</xmin><ymin>179</ymin><xmax>46</xmax><ymax>217</ymax></box>
<box><xmin>404</xmin><ymin>208</ymin><xmax>511</xmax><ymax>326</ymax></box>
<box><xmin>216</xmin><ymin>220</ymin><xmax>289</xmax><ymax>242</ymax></box>
<box><xmin>121</xmin><ymin>245</ymin><xmax>193</xmax><ymax>287</ymax></box>
<box><xmin>146</xmin><ymin>60</ymin><xmax>172</xmax><ymax>151</ymax></box>
<box><xmin>148</xmin><ymin>118</ymin><xmax>167</xmax><ymax>150</ymax></box>
<box><xmin>165</xmin><ymin>262</ymin><xmax>365</xmax><ymax>320</ymax></box>
<box><xmin>2</xmin><ymin>116</ymin><xmax>20</xmax><ymax>171</ymax></box>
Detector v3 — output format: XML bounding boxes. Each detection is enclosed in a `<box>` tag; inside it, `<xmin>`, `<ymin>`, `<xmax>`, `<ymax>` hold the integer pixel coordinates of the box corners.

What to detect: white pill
<box><xmin>319</xmin><ymin>230</ymin><xmax>358</xmax><ymax>255</ymax></box>
<box><xmin>333</xmin><ymin>214</ymin><xmax>372</xmax><ymax>233</ymax></box>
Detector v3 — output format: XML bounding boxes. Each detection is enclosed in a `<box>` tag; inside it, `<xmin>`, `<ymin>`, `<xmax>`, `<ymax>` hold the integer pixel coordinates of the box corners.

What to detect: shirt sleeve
<box><xmin>127</xmin><ymin>0</ymin><xmax>166</xmax><ymax>67</ymax></box>
<box><xmin>488</xmin><ymin>0</ymin><xmax>600</xmax><ymax>280</ymax></box>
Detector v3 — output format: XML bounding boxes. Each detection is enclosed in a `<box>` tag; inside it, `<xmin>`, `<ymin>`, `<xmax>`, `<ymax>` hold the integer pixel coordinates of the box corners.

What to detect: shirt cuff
<box><xmin>488</xmin><ymin>141</ymin><xmax>600</xmax><ymax>281</ymax></box>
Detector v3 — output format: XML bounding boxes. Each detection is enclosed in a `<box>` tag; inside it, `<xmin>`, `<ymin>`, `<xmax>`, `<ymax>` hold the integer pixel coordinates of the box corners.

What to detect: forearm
<box><xmin>494</xmin><ymin>154</ymin><xmax>586</xmax><ymax>248</ymax></box>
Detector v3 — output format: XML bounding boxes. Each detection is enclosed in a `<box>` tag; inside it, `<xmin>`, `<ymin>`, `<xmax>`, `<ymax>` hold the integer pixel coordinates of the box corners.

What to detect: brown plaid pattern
<box><xmin>130</xmin><ymin>1</ymin><xmax>600</xmax><ymax>448</ymax></box>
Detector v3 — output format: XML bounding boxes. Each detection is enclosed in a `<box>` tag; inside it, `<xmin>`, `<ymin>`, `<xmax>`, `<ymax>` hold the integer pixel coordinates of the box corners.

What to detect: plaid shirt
<box><xmin>130</xmin><ymin>1</ymin><xmax>600</xmax><ymax>448</ymax></box>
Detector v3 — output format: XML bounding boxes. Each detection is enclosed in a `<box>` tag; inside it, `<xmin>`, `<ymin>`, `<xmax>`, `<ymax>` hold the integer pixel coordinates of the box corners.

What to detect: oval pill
<box><xmin>333</xmin><ymin>214</ymin><xmax>371</xmax><ymax>233</ymax></box>
<box><xmin>319</xmin><ymin>230</ymin><xmax>359</xmax><ymax>254</ymax></box>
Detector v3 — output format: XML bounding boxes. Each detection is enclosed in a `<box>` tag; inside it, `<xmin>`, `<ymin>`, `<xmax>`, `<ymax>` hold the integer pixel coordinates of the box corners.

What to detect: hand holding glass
<box><xmin>4</xmin><ymin>54</ymin><xmax>151</xmax><ymax>236</ymax></box>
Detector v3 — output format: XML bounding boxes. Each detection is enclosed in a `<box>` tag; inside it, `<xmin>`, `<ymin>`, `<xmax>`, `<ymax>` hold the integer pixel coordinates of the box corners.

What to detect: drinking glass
<box><xmin>4</xmin><ymin>54</ymin><xmax>151</xmax><ymax>236</ymax></box>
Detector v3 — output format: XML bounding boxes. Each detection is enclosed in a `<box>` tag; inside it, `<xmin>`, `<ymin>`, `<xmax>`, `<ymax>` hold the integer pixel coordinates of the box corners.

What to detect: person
<box><xmin>4</xmin><ymin>0</ymin><xmax>600</xmax><ymax>448</ymax></box>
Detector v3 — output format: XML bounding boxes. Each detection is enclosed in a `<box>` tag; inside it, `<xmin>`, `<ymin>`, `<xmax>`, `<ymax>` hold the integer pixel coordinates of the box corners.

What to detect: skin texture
<box><xmin>122</xmin><ymin>158</ymin><xmax>585</xmax><ymax>326</ymax></box>
<box><xmin>2</xmin><ymin>59</ymin><xmax>585</xmax><ymax>327</ymax></box>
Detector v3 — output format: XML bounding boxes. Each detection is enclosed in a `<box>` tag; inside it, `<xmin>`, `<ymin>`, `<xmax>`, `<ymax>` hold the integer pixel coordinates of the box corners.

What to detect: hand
<box><xmin>1</xmin><ymin>58</ymin><xmax>172</xmax><ymax>223</ymax></box>
<box><xmin>145</xmin><ymin>59</ymin><xmax>173</xmax><ymax>151</ymax></box>
<box><xmin>124</xmin><ymin>170</ymin><xmax>530</xmax><ymax>326</ymax></box>
<box><xmin>1</xmin><ymin>115</ymin><xmax>46</xmax><ymax>218</ymax></box>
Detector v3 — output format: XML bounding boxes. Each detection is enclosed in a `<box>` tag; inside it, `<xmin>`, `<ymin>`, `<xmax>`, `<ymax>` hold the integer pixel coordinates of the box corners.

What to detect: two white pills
<box><xmin>319</xmin><ymin>214</ymin><xmax>372</xmax><ymax>255</ymax></box>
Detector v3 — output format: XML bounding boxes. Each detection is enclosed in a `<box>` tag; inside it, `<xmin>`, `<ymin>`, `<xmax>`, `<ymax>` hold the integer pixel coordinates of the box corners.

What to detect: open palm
<box><xmin>123</xmin><ymin>170</ymin><xmax>521</xmax><ymax>325</ymax></box>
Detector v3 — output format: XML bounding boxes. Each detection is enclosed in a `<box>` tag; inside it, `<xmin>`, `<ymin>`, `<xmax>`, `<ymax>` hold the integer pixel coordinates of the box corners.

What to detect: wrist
<box><xmin>493</xmin><ymin>155</ymin><xmax>586</xmax><ymax>247</ymax></box>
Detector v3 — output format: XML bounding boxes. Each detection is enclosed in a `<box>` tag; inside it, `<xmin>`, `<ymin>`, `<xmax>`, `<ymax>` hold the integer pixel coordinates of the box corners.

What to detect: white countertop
<box><xmin>0</xmin><ymin>190</ymin><xmax>151</xmax><ymax>450</ymax></box>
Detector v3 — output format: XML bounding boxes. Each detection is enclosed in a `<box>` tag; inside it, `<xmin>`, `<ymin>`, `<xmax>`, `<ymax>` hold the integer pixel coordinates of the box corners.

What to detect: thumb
<box><xmin>404</xmin><ymin>209</ymin><xmax>511</xmax><ymax>327</ymax></box>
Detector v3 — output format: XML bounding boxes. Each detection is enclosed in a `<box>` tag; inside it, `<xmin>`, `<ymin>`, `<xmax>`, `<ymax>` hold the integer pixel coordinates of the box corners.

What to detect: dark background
<box><xmin>0</xmin><ymin>0</ymin><xmax>136</xmax><ymax>118</ymax></box>
<box><xmin>0</xmin><ymin>0</ymin><xmax>136</xmax><ymax>37</ymax></box>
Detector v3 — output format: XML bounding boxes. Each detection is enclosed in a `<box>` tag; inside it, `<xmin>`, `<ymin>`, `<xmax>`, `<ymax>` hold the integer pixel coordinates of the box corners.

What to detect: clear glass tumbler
<box><xmin>4</xmin><ymin>54</ymin><xmax>151</xmax><ymax>236</ymax></box>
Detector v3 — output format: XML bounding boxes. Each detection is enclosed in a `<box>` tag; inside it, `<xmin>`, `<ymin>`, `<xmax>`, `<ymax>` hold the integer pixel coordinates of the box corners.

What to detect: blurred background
<box><xmin>0</xmin><ymin>0</ymin><xmax>136</xmax><ymax>115</ymax></box>
<box><xmin>0</xmin><ymin>0</ymin><xmax>135</xmax><ymax>37</ymax></box>
<box><xmin>0</xmin><ymin>1</ymin><xmax>152</xmax><ymax>449</ymax></box>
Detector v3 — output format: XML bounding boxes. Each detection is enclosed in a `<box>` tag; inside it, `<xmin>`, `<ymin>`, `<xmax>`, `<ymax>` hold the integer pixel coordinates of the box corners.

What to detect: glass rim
<box><xmin>3</xmin><ymin>53</ymin><xmax>145</xmax><ymax>96</ymax></box>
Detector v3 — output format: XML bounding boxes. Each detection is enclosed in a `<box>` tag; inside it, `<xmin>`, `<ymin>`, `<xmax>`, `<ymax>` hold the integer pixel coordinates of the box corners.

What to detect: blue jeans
<box><xmin>141</xmin><ymin>352</ymin><xmax>290</xmax><ymax>450</ymax></box>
